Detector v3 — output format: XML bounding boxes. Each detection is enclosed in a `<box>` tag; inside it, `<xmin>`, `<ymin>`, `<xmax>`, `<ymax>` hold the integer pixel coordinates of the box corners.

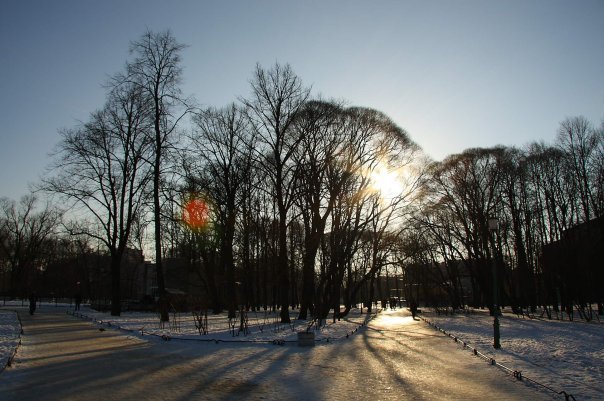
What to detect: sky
<box><xmin>1</xmin><ymin>0</ymin><xmax>603</xmax><ymax>200</ymax></box>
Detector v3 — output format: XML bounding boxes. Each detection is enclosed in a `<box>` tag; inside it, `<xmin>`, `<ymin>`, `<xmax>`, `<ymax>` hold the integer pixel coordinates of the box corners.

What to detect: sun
<box><xmin>370</xmin><ymin>166</ymin><xmax>402</xmax><ymax>200</ymax></box>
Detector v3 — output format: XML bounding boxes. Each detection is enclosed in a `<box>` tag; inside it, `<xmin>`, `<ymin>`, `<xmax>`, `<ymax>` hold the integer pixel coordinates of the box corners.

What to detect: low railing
<box><xmin>421</xmin><ymin>317</ymin><xmax>577</xmax><ymax>401</ymax></box>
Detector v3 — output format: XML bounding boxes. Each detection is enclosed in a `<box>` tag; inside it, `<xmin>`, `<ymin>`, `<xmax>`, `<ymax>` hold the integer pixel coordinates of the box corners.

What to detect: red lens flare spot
<box><xmin>183</xmin><ymin>198</ymin><xmax>209</xmax><ymax>229</ymax></box>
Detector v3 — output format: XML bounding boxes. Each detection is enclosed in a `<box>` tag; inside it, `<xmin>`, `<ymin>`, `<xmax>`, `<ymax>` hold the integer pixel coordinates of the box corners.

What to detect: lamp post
<box><xmin>488</xmin><ymin>217</ymin><xmax>501</xmax><ymax>349</ymax></box>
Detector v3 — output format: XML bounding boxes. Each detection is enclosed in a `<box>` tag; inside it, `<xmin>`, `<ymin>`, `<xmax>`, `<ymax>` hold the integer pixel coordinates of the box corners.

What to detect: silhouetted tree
<box><xmin>0</xmin><ymin>194</ymin><xmax>61</xmax><ymax>297</ymax></box>
<box><xmin>242</xmin><ymin>63</ymin><xmax>311</xmax><ymax>323</ymax></box>
<box><xmin>187</xmin><ymin>103</ymin><xmax>254</xmax><ymax>317</ymax></box>
<box><xmin>422</xmin><ymin>147</ymin><xmax>506</xmax><ymax>308</ymax></box>
<box><xmin>127</xmin><ymin>29</ymin><xmax>191</xmax><ymax>321</ymax></box>
<box><xmin>44</xmin><ymin>79</ymin><xmax>153</xmax><ymax>316</ymax></box>
<box><xmin>556</xmin><ymin>116</ymin><xmax>603</xmax><ymax>221</ymax></box>
<box><xmin>291</xmin><ymin>100</ymin><xmax>346</xmax><ymax>320</ymax></box>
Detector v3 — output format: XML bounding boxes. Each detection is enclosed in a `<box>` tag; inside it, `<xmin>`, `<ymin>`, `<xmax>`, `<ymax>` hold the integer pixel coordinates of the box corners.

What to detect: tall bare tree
<box><xmin>499</xmin><ymin>147</ymin><xmax>535</xmax><ymax>309</ymax></box>
<box><xmin>323</xmin><ymin>107</ymin><xmax>422</xmax><ymax>317</ymax></box>
<box><xmin>127</xmin><ymin>30</ymin><xmax>191</xmax><ymax>321</ymax></box>
<box><xmin>291</xmin><ymin>100</ymin><xmax>345</xmax><ymax>320</ymax></box>
<box><xmin>242</xmin><ymin>63</ymin><xmax>311</xmax><ymax>322</ymax></box>
<box><xmin>43</xmin><ymin>79</ymin><xmax>153</xmax><ymax>316</ymax></box>
<box><xmin>187</xmin><ymin>103</ymin><xmax>254</xmax><ymax>317</ymax></box>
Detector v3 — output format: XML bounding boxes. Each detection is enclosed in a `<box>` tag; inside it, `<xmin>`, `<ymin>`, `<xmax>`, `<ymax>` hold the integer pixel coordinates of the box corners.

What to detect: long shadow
<box><xmin>165</xmin><ymin>342</ymin><xmax>324</xmax><ymax>400</ymax></box>
<box><xmin>6</xmin><ymin>308</ymin><xmax>542</xmax><ymax>400</ymax></box>
<box><xmin>358</xmin><ymin>325</ymin><xmax>426</xmax><ymax>399</ymax></box>
<box><xmin>175</xmin><ymin>348</ymin><xmax>299</xmax><ymax>401</ymax></box>
<box><xmin>359</xmin><ymin>314</ymin><xmax>543</xmax><ymax>400</ymax></box>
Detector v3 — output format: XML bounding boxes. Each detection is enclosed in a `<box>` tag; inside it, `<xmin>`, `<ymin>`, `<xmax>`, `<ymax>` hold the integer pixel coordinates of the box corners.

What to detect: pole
<box><xmin>493</xmin><ymin>257</ymin><xmax>501</xmax><ymax>349</ymax></box>
<box><xmin>489</xmin><ymin>217</ymin><xmax>501</xmax><ymax>349</ymax></box>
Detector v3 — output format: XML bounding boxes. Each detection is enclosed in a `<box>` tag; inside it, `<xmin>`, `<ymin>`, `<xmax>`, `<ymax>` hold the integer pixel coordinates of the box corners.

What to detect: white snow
<box><xmin>1</xmin><ymin>302</ymin><xmax>602</xmax><ymax>400</ymax></box>
<box><xmin>421</xmin><ymin>308</ymin><xmax>604</xmax><ymax>401</ymax></box>
<box><xmin>0</xmin><ymin>308</ymin><xmax>22</xmax><ymax>371</ymax></box>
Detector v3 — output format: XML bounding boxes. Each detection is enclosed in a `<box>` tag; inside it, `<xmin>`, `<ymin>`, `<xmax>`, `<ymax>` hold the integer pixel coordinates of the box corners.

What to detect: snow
<box><xmin>1</xmin><ymin>302</ymin><xmax>603</xmax><ymax>400</ymax></box>
<box><xmin>421</xmin><ymin>308</ymin><xmax>604</xmax><ymax>401</ymax></box>
<box><xmin>65</xmin><ymin>304</ymin><xmax>375</xmax><ymax>344</ymax></box>
<box><xmin>0</xmin><ymin>309</ymin><xmax>22</xmax><ymax>371</ymax></box>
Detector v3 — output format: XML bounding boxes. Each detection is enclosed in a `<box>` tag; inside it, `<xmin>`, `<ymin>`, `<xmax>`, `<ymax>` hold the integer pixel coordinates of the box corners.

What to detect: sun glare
<box><xmin>370</xmin><ymin>166</ymin><xmax>402</xmax><ymax>200</ymax></box>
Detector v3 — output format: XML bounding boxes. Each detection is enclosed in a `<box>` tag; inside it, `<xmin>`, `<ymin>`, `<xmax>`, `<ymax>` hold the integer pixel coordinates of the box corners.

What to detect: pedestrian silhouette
<box><xmin>29</xmin><ymin>292</ymin><xmax>37</xmax><ymax>315</ymax></box>
<box><xmin>410</xmin><ymin>299</ymin><xmax>418</xmax><ymax>320</ymax></box>
<box><xmin>74</xmin><ymin>293</ymin><xmax>82</xmax><ymax>311</ymax></box>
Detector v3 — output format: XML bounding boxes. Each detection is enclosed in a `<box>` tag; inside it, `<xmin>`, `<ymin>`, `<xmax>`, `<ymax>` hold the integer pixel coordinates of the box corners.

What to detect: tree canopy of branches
<box><xmin>0</xmin><ymin>194</ymin><xmax>61</xmax><ymax>297</ymax></box>
<box><xmin>127</xmin><ymin>29</ymin><xmax>191</xmax><ymax>321</ymax></box>
<box><xmin>43</xmin><ymin>75</ymin><xmax>153</xmax><ymax>316</ymax></box>
<box><xmin>415</xmin><ymin>117</ymin><xmax>603</xmax><ymax>314</ymax></box>
<box><xmin>241</xmin><ymin>63</ymin><xmax>311</xmax><ymax>323</ymax></box>
<box><xmin>19</xmin><ymin>29</ymin><xmax>601</xmax><ymax>324</ymax></box>
<box><xmin>184</xmin><ymin>103</ymin><xmax>255</xmax><ymax>316</ymax></box>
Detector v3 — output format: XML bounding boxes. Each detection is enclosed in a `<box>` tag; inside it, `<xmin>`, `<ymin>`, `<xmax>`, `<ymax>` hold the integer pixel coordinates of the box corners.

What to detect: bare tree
<box><xmin>187</xmin><ymin>103</ymin><xmax>254</xmax><ymax>317</ymax></box>
<box><xmin>127</xmin><ymin>30</ymin><xmax>191</xmax><ymax>321</ymax></box>
<box><xmin>422</xmin><ymin>147</ymin><xmax>506</xmax><ymax>308</ymax></box>
<box><xmin>0</xmin><ymin>194</ymin><xmax>61</xmax><ymax>297</ymax></box>
<box><xmin>556</xmin><ymin>116</ymin><xmax>603</xmax><ymax>222</ymax></box>
<box><xmin>291</xmin><ymin>100</ymin><xmax>346</xmax><ymax>319</ymax></box>
<box><xmin>594</xmin><ymin>121</ymin><xmax>604</xmax><ymax>218</ymax></box>
<box><xmin>43</xmin><ymin>80</ymin><xmax>153</xmax><ymax>316</ymax></box>
<box><xmin>498</xmin><ymin>147</ymin><xmax>536</xmax><ymax>309</ymax></box>
<box><xmin>307</xmin><ymin>106</ymin><xmax>422</xmax><ymax>318</ymax></box>
<box><xmin>524</xmin><ymin>142</ymin><xmax>572</xmax><ymax>242</ymax></box>
<box><xmin>242</xmin><ymin>63</ymin><xmax>311</xmax><ymax>323</ymax></box>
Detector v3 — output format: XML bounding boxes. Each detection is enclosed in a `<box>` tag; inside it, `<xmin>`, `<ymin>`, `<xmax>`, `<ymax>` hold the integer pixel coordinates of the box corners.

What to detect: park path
<box><xmin>0</xmin><ymin>307</ymin><xmax>553</xmax><ymax>401</ymax></box>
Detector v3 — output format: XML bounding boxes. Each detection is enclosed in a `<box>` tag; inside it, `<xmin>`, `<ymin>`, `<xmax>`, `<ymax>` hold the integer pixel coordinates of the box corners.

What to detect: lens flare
<box><xmin>182</xmin><ymin>197</ymin><xmax>210</xmax><ymax>230</ymax></box>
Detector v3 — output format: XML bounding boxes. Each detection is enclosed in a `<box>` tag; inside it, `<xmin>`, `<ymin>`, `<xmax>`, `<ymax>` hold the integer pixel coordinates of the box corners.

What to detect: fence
<box><xmin>421</xmin><ymin>317</ymin><xmax>577</xmax><ymax>401</ymax></box>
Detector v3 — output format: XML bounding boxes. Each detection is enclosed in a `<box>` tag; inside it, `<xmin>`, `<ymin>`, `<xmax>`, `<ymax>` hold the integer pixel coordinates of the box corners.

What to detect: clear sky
<box><xmin>1</xmin><ymin>0</ymin><xmax>603</xmax><ymax>200</ymax></box>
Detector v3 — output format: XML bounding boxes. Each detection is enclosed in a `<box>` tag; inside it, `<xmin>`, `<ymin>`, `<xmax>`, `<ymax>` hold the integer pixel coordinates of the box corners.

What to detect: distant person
<box><xmin>410</xmin><ymin>299</ymin><xmax>418</xmax><ymax>320</ymax></box>
<box><xmin>74</xmin><ymin>293</ymin><xmax>82</xmax><ymax>311</ymax></box>
<box><xmin>29</xmin><ymin>292</ymin><xmax>37</xmax><ymax>315</ymax></box>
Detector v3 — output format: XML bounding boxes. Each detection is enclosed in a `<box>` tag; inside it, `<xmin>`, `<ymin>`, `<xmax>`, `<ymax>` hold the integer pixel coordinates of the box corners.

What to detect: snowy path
<box><xmin>0</xmin><ymin>309</ymin><xmax>553</xmax><ymax>400</ymax></box>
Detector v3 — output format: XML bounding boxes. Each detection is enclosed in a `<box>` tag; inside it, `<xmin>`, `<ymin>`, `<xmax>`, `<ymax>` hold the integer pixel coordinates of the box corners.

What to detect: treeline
<box><xmin>414</xmin><ymin>120</ymin><xmax>603</xmax><ymax>315</ymax></box>
<box><xmin>1</xmin><ymin>30</ymin><xmax>602</xmax><ymax>321</ymax></box>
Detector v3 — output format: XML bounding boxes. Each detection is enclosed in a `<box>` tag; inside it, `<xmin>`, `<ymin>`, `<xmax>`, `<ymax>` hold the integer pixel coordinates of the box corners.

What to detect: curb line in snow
<box><xmin>421</xmin><ymin>316</ymin><xmax>578</xmax><ymax>401</ymax></box>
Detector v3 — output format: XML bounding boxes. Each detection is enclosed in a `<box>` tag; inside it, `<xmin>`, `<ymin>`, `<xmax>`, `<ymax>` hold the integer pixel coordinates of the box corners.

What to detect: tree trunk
<box><xmin>153</xmin><ymin>113</ymin><xmax>168</xmax><ymax>321</ymax></box>
<box><xmin>278</xmin><ymin>216</ymin><xmax>291</xmax><ymax>323</ymax></box>
<box><xmin>110</xmin><ymin>253</ymin><xmax>122</xmax><ymax>316</ymax></box>
<box><xmin>223</xmin><ymin>226</ymin><xmax>236</xmax><ymax>318</ymax></box>
<box><xmin>298</xmin><ymin>233</ymin><xmax>320</xmax><ymax>320</ymax></box>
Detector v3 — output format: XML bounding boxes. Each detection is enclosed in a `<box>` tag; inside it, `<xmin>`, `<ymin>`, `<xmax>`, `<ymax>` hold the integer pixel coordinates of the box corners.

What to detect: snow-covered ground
<box><xmin>0</xmin><ymin>301</ymin><xmax>376</xmax><ymax>372</ymax></box>
<box><xmin>61</xmin><ymin>303</ymin><xmax>375</xmax><ymax>344</ymax></box>
<box><xmin>1</xmin><ymin>302</ymin><xmax>603</xmax><ymax>400</ymax></box>
<box><xmin>421</xmin><ymin>308</ymin><xmax>604</xmax><ymax>401</ymax></box>
<box><xmin>0</xmin><ymin>308</ymin><xmax>22</xmax><ymax>371</ymax></box>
